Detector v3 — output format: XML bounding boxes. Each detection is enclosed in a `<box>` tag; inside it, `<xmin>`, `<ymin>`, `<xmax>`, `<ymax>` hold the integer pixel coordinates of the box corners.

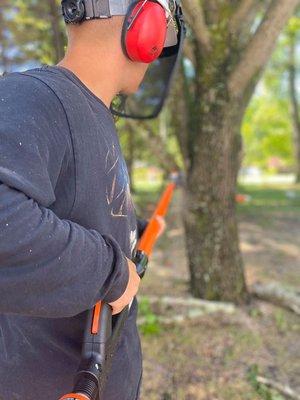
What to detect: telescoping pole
<box><xmin>59</xmin><ymin>182</ymin><xmax>176</xmax><ymax>400</ymax></box>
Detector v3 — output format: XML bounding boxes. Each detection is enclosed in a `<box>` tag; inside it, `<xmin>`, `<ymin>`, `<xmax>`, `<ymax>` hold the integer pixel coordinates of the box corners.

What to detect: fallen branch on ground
<box><xmin>137</xmin><ymin>296</ymin><xmax>236</xmax><ymax>325</ymax></box>
<box><xmin>144</xmin><ymin>295</ymin><xmax>236</xmax><ymax>312</ymax></box>
<box><xmin>251</xmin><ymin>283</ymin><xmax>300</xmax><ymax>315</ymax></box>
<box><xmin>257</xmin><ymin>376</ymin><xmax>300</xmax><ymax>400</ymax></box>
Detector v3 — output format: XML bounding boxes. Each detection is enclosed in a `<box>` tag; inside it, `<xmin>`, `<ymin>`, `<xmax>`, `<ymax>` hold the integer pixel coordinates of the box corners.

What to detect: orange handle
<box><xmin>137</xmin><ymin>182</ymin><xmax>175</xmax><ymax>256</ymax></box>
<box><xmin>89</xmin><ymin>184</ymin><xmax>175</xmax><ymax>357</ymax></box>
<box><xmin>91</xmin><ymin>301</ymin><xmax>102</xmax><ymax>334</ymax></box>
<box><xmin>59</xmin><ymin>394</ymin><xmax>89</xmax><ymax>400</ymax></box>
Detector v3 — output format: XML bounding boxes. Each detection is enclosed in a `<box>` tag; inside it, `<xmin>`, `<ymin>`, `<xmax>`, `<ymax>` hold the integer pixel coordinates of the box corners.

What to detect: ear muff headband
<box><xmin>122</xmin><ymin>0</ymin><xmax>168</xmax><ymax>63</ymax></box>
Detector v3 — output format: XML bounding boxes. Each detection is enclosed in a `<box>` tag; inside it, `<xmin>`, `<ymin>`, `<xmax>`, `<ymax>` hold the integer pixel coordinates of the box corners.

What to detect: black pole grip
<box><xmin>69</xmin><ymin>252</ymin><xmax>149</xmax><ymax>400</ymax></box>
<box><xmin>73</xmin><ymin>303</ymin><xmax>112</xmax><ymax>399</ymax></box>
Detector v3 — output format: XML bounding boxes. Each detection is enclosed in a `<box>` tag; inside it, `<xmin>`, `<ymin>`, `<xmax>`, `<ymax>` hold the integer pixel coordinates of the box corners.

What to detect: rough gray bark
<box><xmin>288</xmin><ymin>33</ymin><xmax>300</xmax><ymax>183</ymax></box>
<box><xmin>184</xmin><ymin>94</ymin><xmax>247</xmax><ymax>302</ymax></box>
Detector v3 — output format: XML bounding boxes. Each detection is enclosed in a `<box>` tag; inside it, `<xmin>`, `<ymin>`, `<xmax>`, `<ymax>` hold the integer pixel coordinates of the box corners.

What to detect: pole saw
<box><xmin>59</xmin><ymin>182</ymin><xmax>176</xmax><ymax>400</ymax></box>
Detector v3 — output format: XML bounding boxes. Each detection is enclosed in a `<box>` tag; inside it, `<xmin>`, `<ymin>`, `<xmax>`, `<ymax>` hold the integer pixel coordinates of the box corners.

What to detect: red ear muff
<box><xmin>122</xmin><ymin>1</ymin><xmax>167</xmax><ymax>63</ymax></box>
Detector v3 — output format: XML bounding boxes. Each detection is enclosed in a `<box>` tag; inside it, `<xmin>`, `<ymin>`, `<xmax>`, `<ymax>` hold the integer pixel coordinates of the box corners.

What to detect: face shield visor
<box><xmin>110</xmin><ymin>1</ymin><xmax>186</xmax><ymax>119</ymax></box>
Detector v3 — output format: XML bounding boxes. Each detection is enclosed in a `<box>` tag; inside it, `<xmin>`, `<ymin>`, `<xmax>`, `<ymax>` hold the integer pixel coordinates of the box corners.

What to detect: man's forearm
<box><xmin>0</xmin><ymin>183</ymin><xmax>129</xmax><ymax>318</ymax></box>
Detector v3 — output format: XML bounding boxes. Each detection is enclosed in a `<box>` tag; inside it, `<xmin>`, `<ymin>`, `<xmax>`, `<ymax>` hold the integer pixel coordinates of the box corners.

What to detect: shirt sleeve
<box><xmin>0</xmin><ymin>73</ymin><xmax>129</xmax><ymax>318</ymax></box>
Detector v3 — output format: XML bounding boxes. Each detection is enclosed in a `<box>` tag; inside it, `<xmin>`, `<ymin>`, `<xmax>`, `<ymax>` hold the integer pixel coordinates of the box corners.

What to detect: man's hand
<box><xmin>109</xmin><ymin>257</ymin><xmax>141</xmax><ymax>315</ymax></box>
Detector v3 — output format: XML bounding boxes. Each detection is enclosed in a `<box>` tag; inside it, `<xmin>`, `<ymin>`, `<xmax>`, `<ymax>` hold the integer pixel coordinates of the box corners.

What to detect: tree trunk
<box><xmin>0</xmin><ymin>5</ymin><xmax>10</xmax><ymax>73</ymax></box>
<box><xmin>288</xmin><ymin>33</ymin><xmax>300</xmax><ymax>183</ymax></box>
<box><xmin>176</xmin><ymin>0</ymin><xmax>298</xmax><ymax>303</ymax></box>
<box><xmin>48</xmin><ymin>0</ymin><xmax>65</xmax><ymax>63</ymax></box>
<box><xmin>183</xmin><ymin>88</ymin><xmax>248</xmax><ymax>303</ymax></box>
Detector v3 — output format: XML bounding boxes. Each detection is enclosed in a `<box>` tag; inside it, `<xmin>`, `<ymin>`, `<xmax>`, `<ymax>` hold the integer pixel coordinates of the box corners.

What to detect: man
<box><xmin>0</xmin><ymin>1</ymin><xmax>184</xmax><ymax>399</ymax></box>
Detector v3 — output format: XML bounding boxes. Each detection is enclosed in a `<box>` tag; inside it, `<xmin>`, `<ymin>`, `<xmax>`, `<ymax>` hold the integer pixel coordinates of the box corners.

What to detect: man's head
<box><xmin>65</xmin><ymin>16</ymin><xmax>149</xmax><ymax>95</ymax></box>
<box><xmin>60</xmin><ymin>0</ymin><xmax>184</xmax><ymax>118</ymax></box>
<box><xmin>62</xmin><ymin>0</ymin><xmax>171</xmax><ymax>95</ymax></box>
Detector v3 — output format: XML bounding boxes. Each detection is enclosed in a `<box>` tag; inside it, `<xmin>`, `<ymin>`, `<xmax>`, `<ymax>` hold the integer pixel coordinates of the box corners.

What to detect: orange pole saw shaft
<box><xmin>137</xmin><ymin>182</ymin><xmax>176</xmax><ymax>256</ymax></box>
<box><xmin>90</xmin><ymin>182</ymin><xmax>176</xmax><ymax>337</ymax></box>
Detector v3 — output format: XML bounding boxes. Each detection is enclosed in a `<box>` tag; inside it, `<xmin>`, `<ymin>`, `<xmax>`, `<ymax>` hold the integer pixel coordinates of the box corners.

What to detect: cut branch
<box><xmin>229</xmin><ymin>0</ymin><xmax>300</xmax><ymax>98</ymax></box>
<box><xmin>251</xmin><ymin>283</ymin><xmax>300</xmax><ymax>315</ymax></box>
<box><xmin>257</xmin><ymin>376</ymin><xmax>300</xmax><ymax>400</ymax></box>
<box><xmin>182</xmin><ymin>0</ymin><xmax>211</xmax><ymax>50</ymax></box>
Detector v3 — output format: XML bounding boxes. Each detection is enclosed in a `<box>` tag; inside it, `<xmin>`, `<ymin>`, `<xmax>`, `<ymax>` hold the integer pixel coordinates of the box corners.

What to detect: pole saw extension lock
<box><xmin>61</xmin><ymin>0</ymin><xmax>186</xmax><ymax>119</ymax></box>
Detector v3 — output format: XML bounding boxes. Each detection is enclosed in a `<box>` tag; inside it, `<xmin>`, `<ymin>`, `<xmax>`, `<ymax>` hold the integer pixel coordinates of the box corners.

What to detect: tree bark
<box><xmin>288</xmin><ymin>33</ymin><xmax>300</xmax><ymax>183</ymax></box>
<box><xmin>183</xmin><ymin>84</ymin><xmax>247</xmax><ymax>302</ymax></box>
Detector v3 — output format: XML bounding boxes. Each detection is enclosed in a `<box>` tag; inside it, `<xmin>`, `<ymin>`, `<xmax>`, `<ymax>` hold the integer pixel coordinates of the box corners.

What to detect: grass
<box><xmin>133</xmin><ymin>179</ymin><xmax>300</xmax><ymax>215</ymax></box>
<box><xmin>237</xmin><ymin>184</ymin><xmax>300</xmax><ymax>214</ymax></box>
<box><xmin>247</xmin><ymin>365</ymin><xmax>285</xmax><ymax>400</ymax></box>
<box><xmin>138</xmin><ymin>297</ymin><xmax>161</xmax><ymax>336</ymax></box>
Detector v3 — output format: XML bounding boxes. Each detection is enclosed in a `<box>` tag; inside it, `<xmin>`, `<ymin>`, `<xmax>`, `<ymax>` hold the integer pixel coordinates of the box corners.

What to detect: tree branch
<box><xmin>251</xmin><ymin>282</ymin><xmax>300</xmax><ymax>315</ymax></box>
<box><xmin>228</xmin><ymin>0</ymin><xmax>300</xmax><ymax>98</ymax></box>
<box><xmin>229</xmin><ymin>0</ymin><xmax>257</xmax><ymax>36</ymax></box>
<box><xmin>202</xmin><ymin>0</ymin><xmax>219</xmax><ymax>25</ymax></box>
<box><xmin>183</xmin><ymin>38</ymin><xmax>196</xmax><ymax>66</ymax></box>
<box><xmin>181</xmin><ymin>0</ymin><xmax>211</xmax><ymax>51</ymax></box>
<box><xmin>126</xmin><ymin>119</ymin><xmax>179</xmax><ymax>173</ymax></box>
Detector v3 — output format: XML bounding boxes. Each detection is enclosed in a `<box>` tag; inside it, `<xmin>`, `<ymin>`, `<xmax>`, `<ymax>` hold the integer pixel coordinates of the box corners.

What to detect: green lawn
<box><xmin>238</xmin><ymin>184</ymin><xmax>300</xmax><ymax>214</ymax></box>
<box><xmin>133</xmin><ymin>179</ymin><xmax>300</xmax><ymax>215</ymax></box>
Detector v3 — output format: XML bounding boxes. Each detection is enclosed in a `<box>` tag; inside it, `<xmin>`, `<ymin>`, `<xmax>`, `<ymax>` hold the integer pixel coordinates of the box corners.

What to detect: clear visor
<box><xmin>110</xmin><ymin>11</ymin><xmax>185</xmax><ymax>119</ymax></box>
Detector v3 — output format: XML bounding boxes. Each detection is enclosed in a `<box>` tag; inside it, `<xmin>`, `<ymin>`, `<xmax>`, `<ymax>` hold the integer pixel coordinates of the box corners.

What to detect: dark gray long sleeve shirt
<box><xmin>0</xmin><ymin>66</ymin><xmax>142</xmax><ymax>400</ymax></box>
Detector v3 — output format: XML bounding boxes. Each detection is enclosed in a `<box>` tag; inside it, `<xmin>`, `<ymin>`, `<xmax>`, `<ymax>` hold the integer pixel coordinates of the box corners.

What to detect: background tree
<box><xmin>287</xmin><ymin>15</ymin><xmax>300</xmax><ymax>182</ymax></box>
<box><xmin>173</xmin><ymin>0</ymin><xmax>300</xmax><ymax>302</ymax></box>
<box><xmin>118</xmin><ymin>114</ymin><xmax>181</xmax><ymax>191</ymax></box>
<box><xmin>1</xmin><ymin>0</ymin><xmax>65</xmax><ymax>71</ymax></box>
<box><xmin>0</xmin><ymin>0</ymin><xmax>16</xmax><ymax>73</ymax></box>
<box><xmin>252</xmin><ymin>12</ymin><xmax>300</xmax><ymax>179</ymax></box>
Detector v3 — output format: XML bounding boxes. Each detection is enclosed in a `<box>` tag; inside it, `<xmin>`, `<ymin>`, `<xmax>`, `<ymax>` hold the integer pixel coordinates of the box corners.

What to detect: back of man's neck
<box><xmin>58</xmin><ymin>49</ymin><xmax>123</xmax><ymax>107</ymax></box>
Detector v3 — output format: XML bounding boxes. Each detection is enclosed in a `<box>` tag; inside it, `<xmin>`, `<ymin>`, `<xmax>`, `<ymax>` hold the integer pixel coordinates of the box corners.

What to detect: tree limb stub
<box><xmin>228</xmin><ymin>0</ymin><xmax>300</xmax><ymax>99</ymax></box>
